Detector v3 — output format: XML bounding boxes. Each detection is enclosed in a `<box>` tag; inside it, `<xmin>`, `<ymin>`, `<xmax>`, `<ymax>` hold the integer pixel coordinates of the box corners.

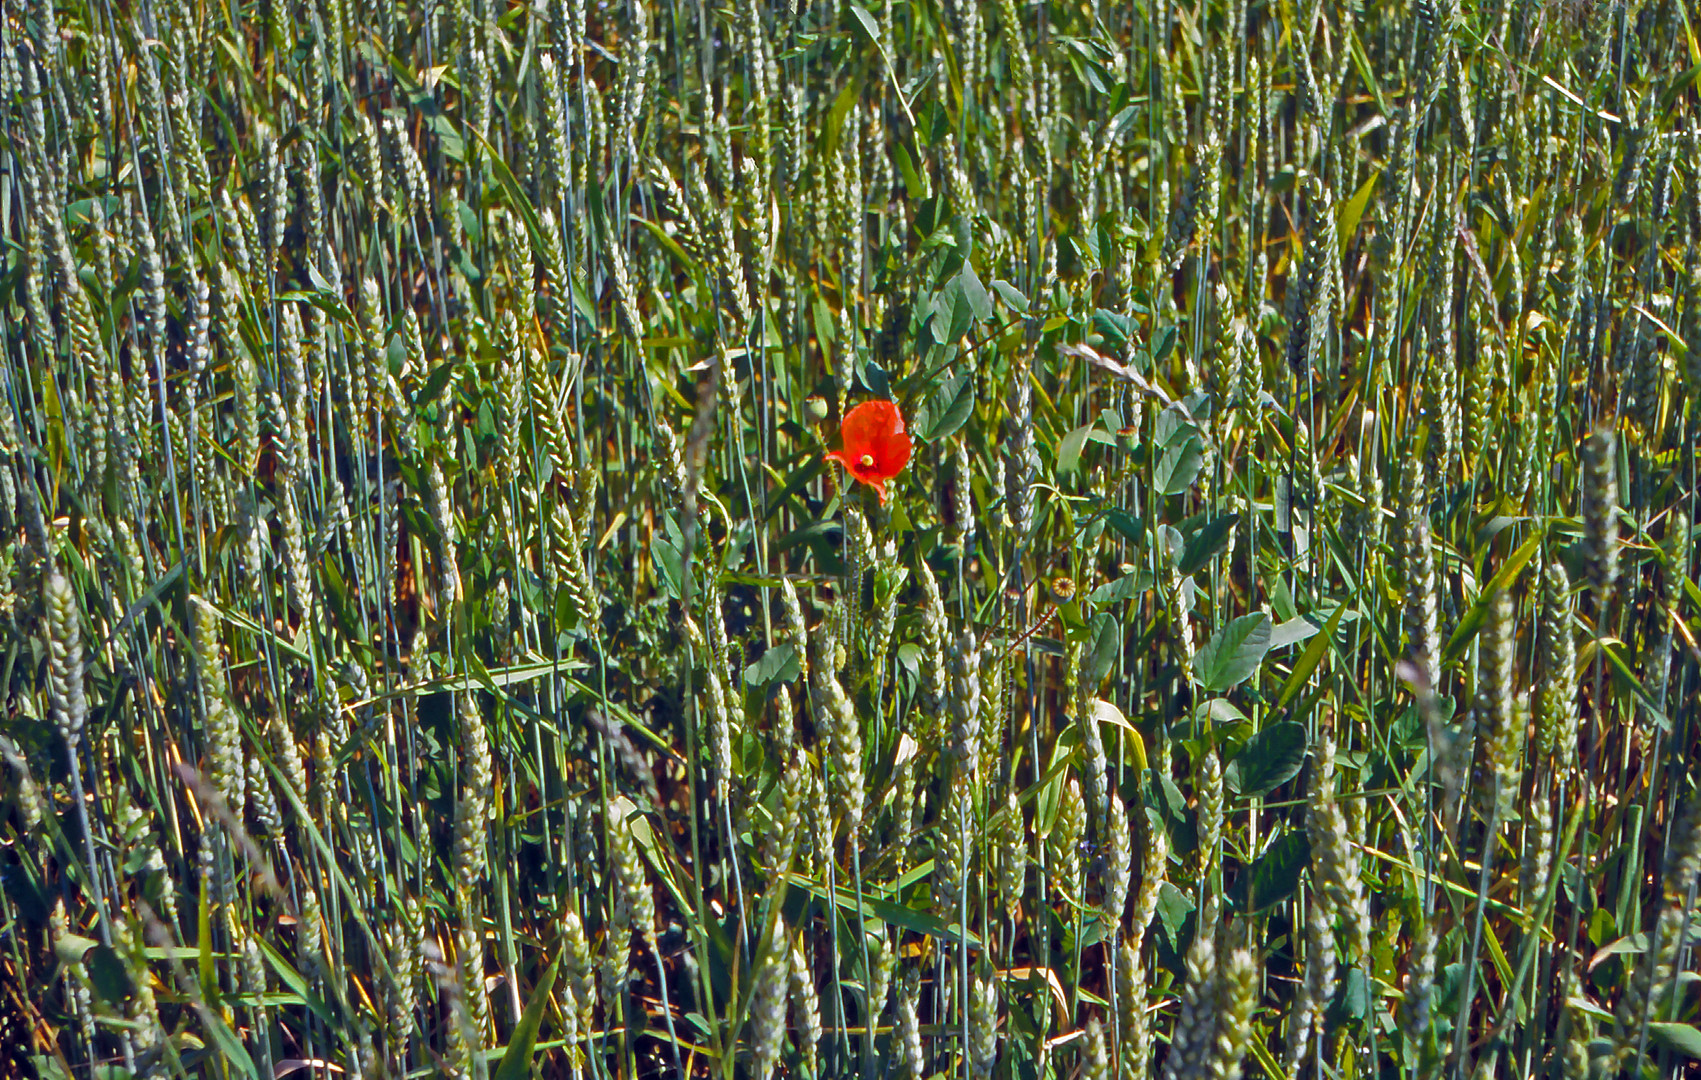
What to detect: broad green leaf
<box><xmin>1154</xmin><ymin>880</ymin><xmax>1194</xmax><ymax>948</ymax></box>
<box><xmin>1176</xmin><ymin>513</ymin><xmax>1238</xmax><ymax>577</ymax></box>
<box><xmin>456</xmin><ymin>198</ymin><xmax>484</xmax><ymax>244</ymax></box>
<box><xmin>64</xmin><ymin>195</ymin><xmax>122</xmax><ymax>228</ymax></box>
<box><xmin>915</xmin><ymin>373</ymin><xmax>975</xmax><ymax>442</ymax></box>
<box><xmin>992</xmin><ymin>279</ymin><xmax>1029</xmax><ymax>313</ymax></box>
<box><xmin>935</xmin><ymin>263</ymin><xmax>992</xmax><ymax>344</ymax></box>
<box><xmin>29</xmin><ymin>1056</ymin><xmax>72</xmax><ymax>1080</ymax></box>
<box><xmin>895</xmin><ymin>642</ymin><xmax>922</xmax><ymax>684</ymax></box>
<box><xmin>1193</xmin><ymin>613</ymin><xmax>1272</xmax><ymax>692</ymax></box>
<box><xmin>860</xmin><ymin>358</ymin><xmax>891</xmax><ymax>398</ymax></box>
<box><xmin>1109</xmin><ymin>104</ymin><xmax>1141</xmax><ymax>140</ymax></box>
<box><xmin>1591</xmin><ymin>926</ymin><xmax>1701</xmax><ymax>963</ymax></box>
<box><xmin>1087</xmin><ymin>612</ymin><xmax>1121</xmax><ymax>684</ymax></box>
<box><xmin>1093</xmin><ymin>310</ymin><xmax>1135</xmax><ymax>354</ymax></box>
<box><xmin>932</xmin><ymin>284</ymin><xmax>965</xmax><ymax>346</ymax></box>
<box><xmin>812</xmin><ymin>295</ymin><xmax>836</xmax><ymax>349</ymax></box>
<box><xmin>1269</xmin><ymin>616</ymin><xmax>1323</xmax><ymax>650</ymax></box>
<box><xmin>1057</xmin><ymin>421</ymin><xmax>1095</xmax><ymax>475</ymax></box>
<box><xmin>956</xmin><ymin>262</ymin><xmax>994</xmax><ymax>321</ymax></box>
<box><xmin>1088</xmin><ymin>572</ymin><xmax>1142</xmax><ymax>607</ymax></box>
<box><xmin>893</xmin><ymin>139</ymin><xmax>922</xmax><ymax>197</ymax></box>
<box><xmin>1104</xmin><ymin>508</ymin><xmax>1145</xmax><ymax>544</ymax></box>
<box><xmin>1229</xmin><ymin>829</ymin><xmax>1310</xmax><ymax>914</ymax></box>
<box><xmin>1158</xmin><ymin>523</ymin><xmax>1184</xmax><ymax>574</ymax></box>
<box><xmin>847</xmin><ymin>3</ymin><xmax>882</xmax><ymax>51</ymax></box>
<box><xmin>1223</xmin><ymin>721</ymin><xmax>1308</xmax><ymax>796</ymax></box>
<box><xmin>1156</xmin><ymin>434</ymin><xmax>1205</xmax><ymax>494</ymax></box>
<box><xmin>1060</xmin><ymin>234</ymin><xmax>1098</xmax><ymax>275</ymax></box>
<box><xmin>651</xmin><ymin>531</ymin><xmax>684</xmax><ymax>599</ymax></box>
<box><xmin>744</xmin><ymin>643</ymin><xmax>801</xmax><ymax>689</ymax></box>
<box><xmin>414</xmin><ymin>360</ymin><xmax>460</xmax><ymax>406</ymax></box>
<box><xmin>85</xmin><ymin>945</ymin><xmax>135</xmax><ymax>1005</ymax></box>
<box><xmin>1150</xmin><ymin>325</ymin><xmax>1177</xmax><ymax>364</ymax></box>
<box><xmin>1154</xmin><ymin>411</ymin><xmax>1206</xmax><ymax>495</ymax></box>
<box><xmin>1649</xmin><ymin>1023</ymin><xmax>1701</xmax><ymax>1061</ymax></box>
<box><xmin>1587</xmin><ymin>907</ymin><xmax>1617</xmax><ymax>948</ymax></box>
<box><xmin>1191</xmin><ymin>698</ymin><xmax>1248</xmax><ymax>729</ymax></box>
<box><xmin>1338</xmin><ymin>967</ymin><xmax>1370</xmax><ymax>1020</ymax></box>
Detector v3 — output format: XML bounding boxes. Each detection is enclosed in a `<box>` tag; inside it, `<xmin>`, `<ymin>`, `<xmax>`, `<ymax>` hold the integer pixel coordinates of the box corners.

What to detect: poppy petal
<box><xmin>840</xmin><ymin>399</ymin><xmax>904</xmax><ymax>451</ymax></box>
<box><xmin>874</xmin><ymin>430</ymin><xmax>913</xmax><ymax>476</ymax></box>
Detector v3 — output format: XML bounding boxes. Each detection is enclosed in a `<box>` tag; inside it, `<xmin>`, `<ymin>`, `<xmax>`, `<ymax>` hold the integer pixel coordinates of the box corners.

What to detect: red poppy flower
<box><xmin>824</xmin><ymin>399</ymin><xmax>912</xmax><ymax>504</ymax></box>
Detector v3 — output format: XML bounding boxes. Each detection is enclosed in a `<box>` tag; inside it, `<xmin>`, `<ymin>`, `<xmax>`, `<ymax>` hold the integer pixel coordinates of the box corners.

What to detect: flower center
<box><xmin>859</xmin><ymin>453</ymin><xmax>875</xmax><ymax>468</ymax></box>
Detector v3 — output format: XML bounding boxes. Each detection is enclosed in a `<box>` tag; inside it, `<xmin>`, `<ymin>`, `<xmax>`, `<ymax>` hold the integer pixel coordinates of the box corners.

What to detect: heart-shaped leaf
<box><xmin>1223</xmin><ymin>721</ymin><xmax>1308</xmax><ymax>797</ymax></box>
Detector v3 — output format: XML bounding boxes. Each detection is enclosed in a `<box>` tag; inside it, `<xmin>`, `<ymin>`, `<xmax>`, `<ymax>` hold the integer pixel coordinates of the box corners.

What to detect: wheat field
<box><xmin>1</xmin><ymin>0</ymin><xmax>1699</xmax><ymax>1077</ymax></box>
